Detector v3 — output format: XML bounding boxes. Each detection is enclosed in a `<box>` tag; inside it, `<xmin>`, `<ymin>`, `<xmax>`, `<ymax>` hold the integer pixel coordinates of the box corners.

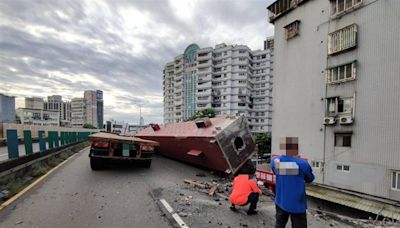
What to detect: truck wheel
<box><xmin>143</xmin><ymin>160</ymin><xmax>152</xmax><ymax>168</ymax></box>
<box><xmin>90</xmin><ymin>157</ymin><xmax>103</xmax><ymax>170</ymax></box>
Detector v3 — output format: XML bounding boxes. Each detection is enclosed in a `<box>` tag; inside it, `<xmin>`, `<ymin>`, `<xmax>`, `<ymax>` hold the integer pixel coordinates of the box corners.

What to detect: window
<box><xmin>338</xmin><ymin>98</ymin><xmax>352</xmax><ymax>113</ymax></box>
<box><xmin>336</xmin><ymin>164</ymin><xmax>350</xmax><ymax>172</ymax></box>
<box><xmin>326</xmin><ymin>97</ymin><xmax>353</xmax><ymax>116</ymax></box>
<box><xmin>327</xmin><ymin>61</ymin><xmax>357</xmax><ymax>84</ymax></box>
<box><xmin>312</xmin><ymin>161</ymin><xmax>324</xmax><ymax>169</ymax></box>
<box><xmin>284</xmin><ymin>20</ymin><xmax>300</xmax><ymax>40</ymax></box>
<box><xmin>328</xmin><ymin>24</ymin><xmax>358</xmax><ymax>55</ymax></box>
<box><xmin>392</xmin><ymin>171</ymin><xmax>400</xmax><ymax>191</ymax></box>
<box><xmin>335</xmin><ymin>133</ymin><xmax>352</xmax><ymax>147</ymax></box>
<box><xmin>330</xmin><ymin>0</ymin><xmax>362</xmax><ymax>16</ymax></box>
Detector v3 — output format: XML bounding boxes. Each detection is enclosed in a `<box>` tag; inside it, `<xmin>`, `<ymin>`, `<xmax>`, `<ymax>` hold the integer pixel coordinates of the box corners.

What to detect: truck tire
<box><xmin>90</xmin><ymin>157</ymin><xmax>103</xmax><ymax>170</ymax></box>
<box><xmin>143</xmin><ymin>160</ymin><xmax>152</xmax><ymax>168</ymax></box>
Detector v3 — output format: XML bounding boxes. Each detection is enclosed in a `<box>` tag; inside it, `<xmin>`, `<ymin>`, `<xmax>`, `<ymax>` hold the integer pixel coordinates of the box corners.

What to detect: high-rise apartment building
<box><xmin>267</xmin><ymin>0</ymin><xmax>400</xmax><ymax>203</ymax></box>
<box><xmin>25</xmin><ymin>97</ymin><xmax>44</xmax><ymax>110</ymax></box>
<box><xmin>163</xmin><ymin>43</ymin><xmax>274</xmax><ymax>133</ymax></box>
<box><xmin>71</xmin><ymin>98</ymin><xmax>85</xmax><ymax>128</ymax></box>
<box><xmin>70</xmin><ymin>90</ymin><xmax>104</xmax><ymax>128</ymax></box>
<box><xmin>83</xmin><ymin>90</ymin><xmax>104</xmax><ymax>129</ymax></box>
<box><xmin>0</xmin><ymin>94</ymin><xmax>16</xmax><ymax>123</ymax></box>
<box><xmin>84</xmin><ymin>90</ymin><xmax>98</xmax><ymax>128</ymax></box>
<box><xmin>44</xmin><ymin>95</ymin><xmax>71</xmax><ymax>127</ymax></box>
<box><xmin>96</xmin><ymin>90</ymin><xmax>104</xmax><ymax>129</ymax></box>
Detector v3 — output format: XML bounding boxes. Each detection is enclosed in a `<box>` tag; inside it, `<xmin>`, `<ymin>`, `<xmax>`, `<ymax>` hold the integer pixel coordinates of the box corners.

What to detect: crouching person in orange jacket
<box><xmin>229</xmin><ymin>173</ymin><xmax>262</xmax><ymax>215</ymax></box>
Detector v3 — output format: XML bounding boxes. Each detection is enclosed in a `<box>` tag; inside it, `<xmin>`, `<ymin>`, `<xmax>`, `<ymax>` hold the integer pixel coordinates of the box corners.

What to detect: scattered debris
<box><xmin>183</xmin><ymin>179</ymin><xmax>206</xmax><ymax>189</ymax></box>
<box><xmin>196</xmin><ymin>173</ymin><xmax>206</xmax><ymax>177</ymax></box>
<box><xmin>208</xmin><ymin>184</ymin><xmax>218</xmax><ymax>196</ymax></box>
<box><xmin>15</xmin><ymin>220</ymin><xmax>23</xmax><ymax>225</ymax></box>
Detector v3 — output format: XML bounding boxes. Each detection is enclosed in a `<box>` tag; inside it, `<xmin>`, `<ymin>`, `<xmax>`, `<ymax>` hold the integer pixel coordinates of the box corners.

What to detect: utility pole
<box><xmin>139</xmin><ymin>105</ymin><xmax>142</xmax><ymax>125</ymax></box>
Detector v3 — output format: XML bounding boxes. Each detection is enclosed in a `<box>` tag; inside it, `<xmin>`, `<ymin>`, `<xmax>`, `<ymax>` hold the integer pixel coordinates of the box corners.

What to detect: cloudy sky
<box><xmin>0</xmin><ymin>0</ymin><xmax>274</xmax><ymax>124</ymax></box>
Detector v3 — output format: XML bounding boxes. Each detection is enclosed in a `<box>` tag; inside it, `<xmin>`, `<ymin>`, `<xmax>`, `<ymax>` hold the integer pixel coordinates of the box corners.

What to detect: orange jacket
<box><xmin>229</xmin><ymin>174</ymin><xmax>260</xmax><ymax>206</ymax></box>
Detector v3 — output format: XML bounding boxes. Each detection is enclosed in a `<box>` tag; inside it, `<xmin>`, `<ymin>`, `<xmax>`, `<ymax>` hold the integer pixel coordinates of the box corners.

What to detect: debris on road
<box><xmin>153</xmin><ymin>174</ymin><xmax>359</xmax><ymax>228</ymax></box>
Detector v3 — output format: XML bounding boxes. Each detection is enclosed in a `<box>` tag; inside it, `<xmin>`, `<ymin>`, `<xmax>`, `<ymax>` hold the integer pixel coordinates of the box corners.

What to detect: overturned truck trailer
<box><xmin>136</xmin><ymin>115</ymin><xmax>256</xmax><ymax>174</ymax></box>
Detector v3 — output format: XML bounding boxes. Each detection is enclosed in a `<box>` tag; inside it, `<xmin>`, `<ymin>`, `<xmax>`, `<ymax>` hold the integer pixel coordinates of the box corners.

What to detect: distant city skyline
<box><xmin>0</xmin><ymin>0</ymin><xmax>275</xmax><ymax>124</ymax></box>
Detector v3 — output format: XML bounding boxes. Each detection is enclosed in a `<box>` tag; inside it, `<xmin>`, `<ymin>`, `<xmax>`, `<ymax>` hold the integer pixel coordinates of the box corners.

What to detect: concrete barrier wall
<box><xmin>0</xmin><ymin>123</ymin><xmax>100</xmax><ymax>139</ymax></box>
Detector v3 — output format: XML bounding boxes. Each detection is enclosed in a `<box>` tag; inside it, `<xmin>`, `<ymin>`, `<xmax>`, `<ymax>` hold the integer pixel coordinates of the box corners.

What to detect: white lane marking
<box><xmin>172</xmin><ymin>213</ymin><xmax>189</xmax><ymax>228</ymax></box>
<box><xmin>160</xmin><ymin>198</ymin><xmax>189</xmax><ymax>228</ymax></box>
<box><xmin>160</xmin><ymin>199</ymin><xmax>174</xmax><ymax>213</ymax></box>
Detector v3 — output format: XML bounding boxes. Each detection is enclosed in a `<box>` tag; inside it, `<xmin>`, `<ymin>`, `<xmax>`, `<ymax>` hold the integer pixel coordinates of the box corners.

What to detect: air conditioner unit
<box><xmin>339</xmin><ymin>116</ymin><xmax>353</xmax><ymax>125</ymax></box>
<box><xmin>323</xmin><ymin>117</ymin><xmax>336</xmax><ymax>125</ymax></box>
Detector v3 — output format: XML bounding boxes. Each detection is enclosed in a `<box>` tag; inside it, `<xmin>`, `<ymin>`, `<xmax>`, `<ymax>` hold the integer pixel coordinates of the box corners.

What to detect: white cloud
<box><xmin>0</xmin><ymin>0</ymin><xmax>275</xmax><ymax>124</ymax></box>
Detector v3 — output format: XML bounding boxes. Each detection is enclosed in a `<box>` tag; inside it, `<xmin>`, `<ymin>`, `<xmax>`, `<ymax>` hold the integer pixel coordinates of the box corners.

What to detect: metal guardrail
<box><xmin>3</xmin><ymin>129</ymin><xmax>95</xmax><ymax>161</ymax></box>
<box><xmin>0</xmin><ymin>140</ymin><xmax>88</xmax><ymax>177</ymax></box>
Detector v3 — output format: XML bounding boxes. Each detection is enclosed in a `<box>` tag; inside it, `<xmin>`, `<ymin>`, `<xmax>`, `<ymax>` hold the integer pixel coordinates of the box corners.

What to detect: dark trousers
<box><xmin>245</xmin><ymin>192</ymin><xmax>259</xmax><ymax>212</ymax></box>
<box><xmin>275</xmin><ymin>205</ymin><xmax>307</xmax><ymax>228</ymax></box>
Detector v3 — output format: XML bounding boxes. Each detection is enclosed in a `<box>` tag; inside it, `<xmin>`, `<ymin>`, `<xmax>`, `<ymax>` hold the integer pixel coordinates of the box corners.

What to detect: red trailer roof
<box><xmin>136</xmin><ymin>116</ymin><xmax>237</xmax><ymax>137</ymax></box>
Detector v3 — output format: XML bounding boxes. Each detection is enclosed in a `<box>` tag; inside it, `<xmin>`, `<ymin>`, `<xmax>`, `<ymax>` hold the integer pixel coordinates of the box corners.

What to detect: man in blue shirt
<box><xmin>271</xmin><ymin>137</ymin><xmax>314</xmax><ymax>228</ymax></box>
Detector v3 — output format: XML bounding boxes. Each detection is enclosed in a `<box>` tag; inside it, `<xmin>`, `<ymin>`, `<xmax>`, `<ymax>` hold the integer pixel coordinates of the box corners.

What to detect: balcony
<box><xmin>198</xmin><ymin>67</ymin><xmax>212</xmax><ymax>75</ymax></box>
<box><xmin>197</xmin><ymin>52</ymin><xmax>211</xmax><ymax>61</ymax></box>
<box><xmin>212</xmin><ymin>90</ymin><xmax>221</xmax><ymax>96</ymax></box>
<box><xmin>197</xmin><ymin>90</ymin><xmax>211</xmax><ymax>97</ymax></box>
<box><xmin>197</xmin><ymin>96</ymin><xmax>211</xmax><ymax>104</ymax></box>
<box><xmin>174</xmin><ymin>99</ymin><xmax>183</xmax><ymax>106</ymax></box>
<box><xmin>197</xmin><ymin>81</ymin><xmax>211</xmax><ymax>89</ymax></box>
<box><xmin>197</xmin><ymin>60</ymin><xmax>211</xmax><ymax>68</ymax></box>
<box><xmin>198</xmin><ymin>74</ymin><xmax>212</xmax><ymax>82</ymax></box>
<box><xmin>174</xmin><ymin>80</ymin><xmax>183</xmax><ymax>87</ymax></box>
<box><xmin>267</xmin><ymin>0</ymin><xmax>309</xmax><ymax>23</ymax></box>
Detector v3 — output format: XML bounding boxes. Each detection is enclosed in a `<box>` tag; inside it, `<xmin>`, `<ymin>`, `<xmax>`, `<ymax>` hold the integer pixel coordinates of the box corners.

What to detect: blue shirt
<box><xmin>271</xmin><ymin>155</ymin><xmax>314</xmax><ymax>213</ymax></box>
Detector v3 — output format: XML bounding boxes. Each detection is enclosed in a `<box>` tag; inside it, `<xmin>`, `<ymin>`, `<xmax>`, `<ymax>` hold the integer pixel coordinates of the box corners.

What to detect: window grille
<box><xmin>326</xmin><ymin>61</ymin><xmax>357</xmax><ymax>84</ymax></box>
<box><xmin>284</xmin><ymin>20</ymin><xmax>300</xmax><ymax>40</ymax></box>
<box><xmin>328</xmin><ymin>24</ymin><xmax>357</xmax><ymax>55</ymax></box>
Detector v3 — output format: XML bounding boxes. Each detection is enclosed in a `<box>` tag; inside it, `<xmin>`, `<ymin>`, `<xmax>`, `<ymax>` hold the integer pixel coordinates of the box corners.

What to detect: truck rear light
<box><xmin>94</xmin><ymin>142</ymin><xmax>109</xmax><ymax>148</ymax></box>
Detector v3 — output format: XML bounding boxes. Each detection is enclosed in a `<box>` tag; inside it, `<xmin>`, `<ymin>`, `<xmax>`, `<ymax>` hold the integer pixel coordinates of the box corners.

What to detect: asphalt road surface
<box><xmin>0</xmin><ymin>147</ymin><xmax>207</xmax><ymax>228</ymax></box>
<box><xmin>0</xmin><ymin>147</ymin><xmax>359</xmax><ymax>228</ymax></box>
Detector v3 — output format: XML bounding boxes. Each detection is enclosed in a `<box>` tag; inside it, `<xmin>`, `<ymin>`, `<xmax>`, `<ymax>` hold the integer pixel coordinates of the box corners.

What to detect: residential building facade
<box><xmin>83</xmin><ymin>90</ymin><xmax>104</xmax><ymax>129</ymax></box>
<box><xmin>0</xmin><ymin>94</ymin><xmax>16</xmax><ymax>123</ymax></box>
<box><xmin>96</xmin><ymin>90</ymin><xmax>104</xmax><ymax>129</ymax></box>
<box><xmin>44</xmin><ymin>95</ymin><xmax>71</xmax><ymax>127</ymax></box>
<box><xmin>16</xmin><ymin>108</ymin><xmax>59</xmax><ymax>126</ymax></box>
<box><xmin>163</xmin><ymin>43</ymin><xmax>274</xmax><ymax>133</ymax></box>
<box><xmin>84</xmin><ymin>90</ymin><xmax>97</xmax><ymax>128</ymax></box>
<box><xmin>71</xmin><ymin>98</ymin><xmax>86</xmax><ymax>128</ymax></box>
<box><xmin>267</xmin><ymin>0</ymin><xmax>400</xmax><ymax>201</ymax></box>
<box><xmin>25</xmin><ymin>97</ymin><xmax>44</xmax><ymax>110</ymax></box>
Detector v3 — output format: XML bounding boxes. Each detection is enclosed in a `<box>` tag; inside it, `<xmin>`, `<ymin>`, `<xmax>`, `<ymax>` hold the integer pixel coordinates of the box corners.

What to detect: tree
<box><xmin>187</xmin><ymin>108</ymin><xmax>216</xmax><ymax>121</ymax></box>
<box><xmin>83</xmin><ymin>123</ymin><xmax>97</xmax><ymax>129</ymax></box>
<box><xmin>255</xmin><ymin>133</ymin><xmax>271</xmax><ymax>160</ymax></box>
